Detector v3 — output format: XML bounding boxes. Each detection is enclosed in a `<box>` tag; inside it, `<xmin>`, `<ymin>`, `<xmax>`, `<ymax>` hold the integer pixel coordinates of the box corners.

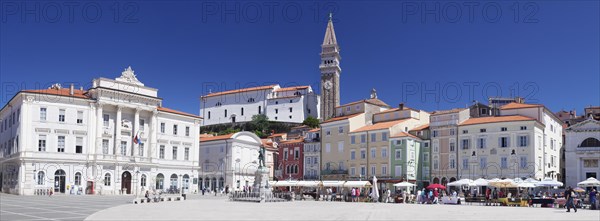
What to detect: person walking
<box><xmin>433</xmin><ymin>188</ymin><xmax>439</xmax><ymax>204</ymax></box>
<box><xmin>485</xmin><ymin>188</ymin><xmax>491</xmax><ymax>206</ymax></box>
<box><xmin>565</xmin><ymin>186</ymin><xmax>577</xmax><ymax>213</ymax></box>
<box><xmin>351</xmin><ymin>188</ymin><xmax>356</xmax><ymax>202</ymax></box>
<box><xmin>590</xmin><ymin>188</ymin><xmax>597</xmax><ymax>210</ymax></box>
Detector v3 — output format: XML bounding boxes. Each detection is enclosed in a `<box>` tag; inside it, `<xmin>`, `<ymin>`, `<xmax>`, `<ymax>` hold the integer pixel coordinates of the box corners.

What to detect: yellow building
<box><xmin>347</xmin><ymin>105</ymin><xmax>429</xmax><ymax>186</ymax></box>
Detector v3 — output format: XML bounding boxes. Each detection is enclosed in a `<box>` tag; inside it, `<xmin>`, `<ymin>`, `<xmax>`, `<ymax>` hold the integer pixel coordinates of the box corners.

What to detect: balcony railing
<box><xmin>321</xmin><ymin>169</ymin><xmax>348</xmax><ymax>175</ymax></box>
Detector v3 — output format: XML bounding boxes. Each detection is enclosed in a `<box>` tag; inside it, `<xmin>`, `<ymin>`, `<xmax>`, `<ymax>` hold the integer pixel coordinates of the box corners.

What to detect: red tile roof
<box><xmin>322</xmin><ymin>113</ymin><xmax>363</xmax><ymax>124</ymax></box>
<box><xmin>158</xmin><ymin>107</ymin><xmax>202</xmax><ymax>118</ymax></box>
<box><xmin>201</xmin><ymin>85</ymin><xmax>277</xmax><ymax>98</ymax></box>
<box><xmin>431</xmin><ymin>108</ymin><xmax>465</xmax><ymax>115</ymax></box>
<box><xmin>460</xmin><ymin>115</ymin><xmax>536</xmax><ymax>126</ymax></box>
<box><xmin>390</xmin><ymin>132</ymin><xmax>421</xmax><ymax>140</ymax></box>
<box><xmin>268</xmin><ymin>133</ymin><xmax>287</xmax><ymax>138</ymax></box>
<box><xmin>410</xmin><ymin>124</ymin><xmax>430</xmax><ymax>131</ymax></box>
<box><xmin>200</xmin><ymin>133</ymin><xmax>234</xmax><ymax>142</ymax></box>
<box><xmin>335</xmin><ymin>98</ymin><xmax>391</xmax><ymax>109</ymax></box>
<box><xmin>274</xmin><ymin>86</ymin><xmax>309</xmax><ymax>92</ymax></box>
<box><xmin>350</xmin><ymin>119</ymin><xmax>409</xmax><ymax>133</ymax></box>
<box><xmin>23</xmin><ymin>88</ymin><xmax>89</xmax><ymax>99</ymax></box>
<box><xmin>279</xmin><ymin>139</ymin><xmax>304</xmax><ymax>144</ymax></box>
<box><xmin>500</xmin><ymin>102</ymin><xmax>543</xmax><ymax>110</ymax></box>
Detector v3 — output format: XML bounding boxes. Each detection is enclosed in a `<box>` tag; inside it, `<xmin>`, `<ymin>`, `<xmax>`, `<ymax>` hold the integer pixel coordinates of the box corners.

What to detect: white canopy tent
<box><xmin>473</xmin><ymin>178</ymin><xmax>489</xmax><ymax>186</ymax></box>
<box><xmin>535</xmin><ymin>178</ymin><xmax>563</xmax><ymax>187</ymax></box>
<box><xmin>577</xmin><ymin>177</ymin><xmax>600</xmax><ymax>187</ymax></box>
<box><xmin>517</xmin><ymin>182</ymin><xmax>537</xmax><ymax>188</ymax></box>
<box><xmin>447</xmin><ymin>179</ymin><xmax>475</xmax><ymax>187</ymax></box>
<box><xmin>393</xmin><ymin>182</ymin><xmax>416</xmax><ymax>187</ymax></box>
<box><xmin>343</xmin><ymin>181</ymin><xmax>372</xmax><ymax>188</ymax></box>
<box><xmin>489</xmin><ymin>179</ymin><xmax>518</xmax><ymax>188</ymax></box>
<box><xmin>271</xmin><ymin>180</ymin><xmax>300</xmax><ymax>187</ymax></box>
<box><xmin>321</xmin><ymin>181</ymin><xmax>346</xmax><ymax>187</ymax></box>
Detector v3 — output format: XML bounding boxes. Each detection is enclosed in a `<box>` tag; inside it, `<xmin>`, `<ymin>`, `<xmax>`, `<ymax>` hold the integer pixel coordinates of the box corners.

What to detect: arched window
<box><xmin>74</xmin><ymin>172</ymin><xmax>81</xmax><ymax>185</ymax></box>
<box><xmin>141</xmin><ymin>174</ymin><xmax>147</xmax><ymax>187</ymax></box>
<box><xmin>580</xmin><ymin>138</ymin><xmax>600</xmax><ymax>147</ymax></box>
<box><xmin>37</xmin><ymin>171</ymin><xmax>45</xmax><ymax>185</ymax></box>
<box><xmin>156</xmin><ymin>173</ymin><xmax>164</xmax><ymax>190</ymax></box>
<box><xmin>104</xmin><ymin>173</ymin><xmax>111</xmax><ymax>186</ymax></box>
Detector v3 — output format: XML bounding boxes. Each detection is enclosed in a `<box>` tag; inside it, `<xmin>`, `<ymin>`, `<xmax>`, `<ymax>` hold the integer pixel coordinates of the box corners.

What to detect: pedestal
<box><xmin>252</xmin><ymin>166</ymin><xmax>272</xmax><ymax>202</ymax></box>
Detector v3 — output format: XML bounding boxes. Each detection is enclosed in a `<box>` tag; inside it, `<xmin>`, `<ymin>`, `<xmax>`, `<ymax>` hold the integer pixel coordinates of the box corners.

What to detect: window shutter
<box><xmin>507</xmin><ymin>137</ymin><xmax>511</xmax><ymax>147</ymax></box>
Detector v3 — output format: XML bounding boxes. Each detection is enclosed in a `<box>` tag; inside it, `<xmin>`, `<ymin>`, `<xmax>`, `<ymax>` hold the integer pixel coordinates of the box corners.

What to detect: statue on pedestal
<box><xmin>258</xmin><ymin>146</ymin><xmax>266</xmax><ymax>168</ymax></box>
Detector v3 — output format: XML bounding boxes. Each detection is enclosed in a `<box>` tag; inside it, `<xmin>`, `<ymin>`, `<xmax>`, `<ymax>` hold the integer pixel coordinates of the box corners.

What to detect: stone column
<box><xmin>115</xmin><ymin>106</ymin><xmax>122</xmax><ymax>156</ymax></box>
<box><xmin>96</xmin><ymin>103</ymin><xmax>104</xmax><ymax>154</ymax></box>
<box><xmin>149</xmin><ymin>110</ymin><xmax>158</xmax><ymax>159</ymax></box>
<box><xmin>134</xmin><ymin>108</ymin><xmax>140</xmax><ymax>156</ymax></box>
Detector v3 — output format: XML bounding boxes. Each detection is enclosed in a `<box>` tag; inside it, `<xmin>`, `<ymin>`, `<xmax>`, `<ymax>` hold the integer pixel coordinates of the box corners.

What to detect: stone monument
<box><xmin>252</xmin><ymin>146</ymin><xmax>272</xmax><ymax>202</ymax></box>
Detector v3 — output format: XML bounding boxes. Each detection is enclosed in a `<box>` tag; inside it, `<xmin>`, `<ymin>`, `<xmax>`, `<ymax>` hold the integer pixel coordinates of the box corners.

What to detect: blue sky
<box><xmin>1</xmin><ymin>1</ymin><xmax>598</xmax><ymax>115</ymax></box>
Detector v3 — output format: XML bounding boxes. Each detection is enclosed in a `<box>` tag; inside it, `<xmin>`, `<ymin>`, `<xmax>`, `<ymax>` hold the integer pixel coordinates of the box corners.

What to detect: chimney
<box><xmin>80</xmin><ymin>86</ymin><xmax>83</xmax><ymax>91</ymax></box>
<box><xmin>69</xmin><ymin>84</ymin><xmax>74</xmax><ymax>96</ymax></box>
<box><xmin>399</xmin><ymin>103</ymin><xmax>404</xmax><ymax>110</ymax></box>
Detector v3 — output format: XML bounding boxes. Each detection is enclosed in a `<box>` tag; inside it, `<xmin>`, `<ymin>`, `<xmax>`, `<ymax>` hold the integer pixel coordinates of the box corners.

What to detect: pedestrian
<box><xmin>144</xmin><ymin>190</ymin><xmax>150</xmax><ymax>202</ymax></box>
<box><xmin>202</xmin><ymin>187</ymin><xmax>205</xmax><ymax>195</ymax></box>
<box><xmin>356</xmin><ymin>188</ymin><xmax>361</xmax><ymax>202</ymax></box>
<box><xmin>433</xmin><ymin>188</ymin><xmax>439</xmax><ymax>204</ymax></box>
<box><xmin>351</xmin><ymin>188</ymin><xmax>356</xmax><ymax>202</ymax></box>
<box><xmin>48</xmin><ymin>188</ymin><xmax>53</xmax><ymax>197</ymax></box>
<box><xmin>225</xmin><ymin>185</ymin><xmax>230</xmax><ymax>195</ymax></box>
<box><xmin>386</xmin><ymin>189</ymin><xmax>391</xmax><ymax>203</ymax></box>
<box><xmin>492</xmin><ymin>188</ymin><xmax>498</xmax><ymax>206</ymax></box>
<box><xmin>485</xmin><ymin>188</ymin><xmax>491</xmax><ymax>206</ymax></box>
<box><xmin>565</xmin><ymin>186</ymin><xmax>577</xmax><ymax>213</ymax></box>
<box><xmin>590</xmin><ymin>188</ymin><xmax>597</xmax><ymax>210</ymax></box>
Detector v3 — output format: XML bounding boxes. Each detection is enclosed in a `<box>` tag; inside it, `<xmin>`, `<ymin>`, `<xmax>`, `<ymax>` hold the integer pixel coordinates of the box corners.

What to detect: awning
<box><xmin>321</xmin><ymin>181</ymin><xmax>346</xmax><ymax>187</ymax></box>
<box><xmin>343</xmin><ymin>181</ymin><xmax>372</xmax><ymax>188</ymax></box>
<box><xmin>296</xmin><ymin>181</ymin><xmax>321</xmax><ymax>187</ymax></box>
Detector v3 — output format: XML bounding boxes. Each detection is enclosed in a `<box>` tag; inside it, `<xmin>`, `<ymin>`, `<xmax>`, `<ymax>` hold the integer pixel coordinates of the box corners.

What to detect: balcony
<box><xmin>303</xmin><ymin>175</ymin><xmax>319</xmax><ymax>180</ymax></box>
<box><xmin>321</xmin><ymin>169</ymin><xmax>348</xmax><ymax>175</ymax></box>
<box><xmin>430</xmin><ymin>120</ymin><xmax>459</xmax><ymax>127</ymax></box>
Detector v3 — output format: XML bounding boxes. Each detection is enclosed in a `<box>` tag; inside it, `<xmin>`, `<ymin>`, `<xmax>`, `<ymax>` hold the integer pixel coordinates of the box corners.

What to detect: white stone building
<box><xmin>565</xmin><ymin>116</ymin><xmax>600</xmax><ymax>188</ymax></box>
<box><xmin>198</xmin><ymin>132</ymin><xmax>266</xmax><ymax>192</ymax></box>
<box><xmin>200</xmin><ymin>85</ymin><xmax>320</xmax><ymax>126</ymax></box>
<box><xmin>0</xmin><ymin>67</ymin><xmax>201</xmax><ymax>195</ymax></box>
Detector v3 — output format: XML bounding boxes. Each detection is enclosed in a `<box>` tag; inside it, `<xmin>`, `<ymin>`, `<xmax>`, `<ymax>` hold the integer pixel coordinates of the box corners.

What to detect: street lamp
<box><xmin>135</xmin><ymin>170</ymin><xmax>140</xmax><ymax>197</ymax></box>
<box><xmin>179</xmin><ymin>174</ymin><xmax>183</xmax><ymax>197</ymax></box>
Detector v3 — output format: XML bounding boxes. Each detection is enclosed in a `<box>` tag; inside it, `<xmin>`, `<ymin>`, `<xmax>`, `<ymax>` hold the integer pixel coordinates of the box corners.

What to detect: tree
<box><xmin>250</xmin><ymin>114</ymin><xmax>270</xmax><ymax>133</ymax></box>
<box><xmin>302</xmin><ymin>116</ymin><xmax>320</xmax><ymax>128</ymax></box>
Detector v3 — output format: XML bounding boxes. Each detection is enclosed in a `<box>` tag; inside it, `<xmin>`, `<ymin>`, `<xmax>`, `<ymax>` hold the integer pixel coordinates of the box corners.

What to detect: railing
<box><xmin>430</xmin><ymin>120</ymin><xmax>459</xmax><ymax>127</ymax></box>
<box><xmin>229</xmin><ymin>191</ymin><xmax>292</xmax><ymax>202</ymax></box>
<box><xmin>321</xmin><ymin>170</ymin><xmax>348</xmax><ymax>175</ymax></box>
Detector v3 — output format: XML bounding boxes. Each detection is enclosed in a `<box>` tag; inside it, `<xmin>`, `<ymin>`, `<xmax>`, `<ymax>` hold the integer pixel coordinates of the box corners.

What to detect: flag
<box><xmin>133</xmin><ymin>131</ymin><xmax>141</xmax><ymax>144</ymax></box>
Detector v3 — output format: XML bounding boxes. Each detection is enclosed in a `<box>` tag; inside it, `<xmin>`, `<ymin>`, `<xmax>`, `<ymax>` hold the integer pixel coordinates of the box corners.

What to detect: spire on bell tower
<box><xmin>320</xmin><ymin>13</ymin><xmax>341</xmax><ymax>121</ymax></box>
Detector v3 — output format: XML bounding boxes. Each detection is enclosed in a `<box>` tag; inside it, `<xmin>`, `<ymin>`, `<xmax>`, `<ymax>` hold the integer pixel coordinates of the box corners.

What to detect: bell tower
<box><xmin>320</xmin><ymin>13</ymin><xmax>341</xmax><ymax>120</ymax></box>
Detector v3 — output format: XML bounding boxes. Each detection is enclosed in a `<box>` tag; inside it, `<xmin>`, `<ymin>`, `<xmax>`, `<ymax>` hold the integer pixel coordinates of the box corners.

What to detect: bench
<box><xmin>132</xmin><ymin>195</ymin><xmax>185</xmax><ymax>204</ymax></box>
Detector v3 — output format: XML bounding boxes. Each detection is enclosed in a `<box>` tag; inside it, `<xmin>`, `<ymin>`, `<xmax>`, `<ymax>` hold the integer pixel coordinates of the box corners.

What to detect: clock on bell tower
<box><xmin>320</xmin><ymin>14</ymin><xmax>341</xmax><ymax>121</ymax></box>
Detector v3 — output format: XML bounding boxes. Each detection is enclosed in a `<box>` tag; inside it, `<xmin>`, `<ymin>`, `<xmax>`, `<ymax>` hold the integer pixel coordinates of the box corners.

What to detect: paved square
<box><xmin>0</xmin><ymin>193</ymin><xmax>131</xmax><ymax>221</ymax></box>
<box><xmin>85</xmin><ymin>196</ymin><xmax>600</xmax><ymax>221</ymax></box>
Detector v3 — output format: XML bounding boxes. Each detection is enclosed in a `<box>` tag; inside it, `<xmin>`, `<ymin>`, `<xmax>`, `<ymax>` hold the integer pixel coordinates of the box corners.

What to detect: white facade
<box><xmin>458</xmin><ymin>119</ymin><xmax>546</xmax><ymax>180</ymax></box>
<box><xmin>0</xmin><ymin>67</ymin><xmax>201</xmax><ymax>195</ymax></box>
<box><xmin>565</xmin><ymin>117</ymin><xmax>600</xmax><ymax>188</ymax></box>
<box><xmin>199</xmin><ymin>132</ymin><xmax>264</xmax><ymax>192</ymax></box>
<box><xmin>500</xmin><ymin>105</ymin><xmax>563</xmax><ymax>179</ymax></box>
<box><xmin>200</xmin><ymin>85</ymin><xmax>319</xmax><ymax>126</ymax></box>
<box><xmin>303</xmin><ymin>130</ymin><xmax>321</xmax><ymax>180</ymax></box>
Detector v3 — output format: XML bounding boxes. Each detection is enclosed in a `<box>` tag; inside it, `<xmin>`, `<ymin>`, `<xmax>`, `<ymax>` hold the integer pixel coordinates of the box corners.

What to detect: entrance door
<box><xmin>121</xmin><ymin>171</ymin><xmax>132</xmax><ymax>194</ymax></box>
<box><xmin>54</xmin><ymin>170</ymin><xmax>66</xmax><ymax>193</ymax></box>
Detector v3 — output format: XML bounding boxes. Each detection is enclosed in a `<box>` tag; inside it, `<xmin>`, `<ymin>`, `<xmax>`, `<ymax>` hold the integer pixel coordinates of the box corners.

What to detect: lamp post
<box><xmin>179</xmin><ymin>174</ymin><xmax>183</xmax><ymax>197</ymax></box>
<box><xmin>135</xmin><ymin>170</ymin><xmax>140</xmax><ymax>198</ymax></box>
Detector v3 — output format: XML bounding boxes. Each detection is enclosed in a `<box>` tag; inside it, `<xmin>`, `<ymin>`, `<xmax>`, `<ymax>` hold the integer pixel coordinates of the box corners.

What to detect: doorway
<box><xmin>121</xmin><ymin>171</ymin><xmax>132</xmax><ymax>194</ymax></box>
<box><xmin>54</xmin><ymin>170</ymin><xmax>66</xmax><ymax>193</ymax></box>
